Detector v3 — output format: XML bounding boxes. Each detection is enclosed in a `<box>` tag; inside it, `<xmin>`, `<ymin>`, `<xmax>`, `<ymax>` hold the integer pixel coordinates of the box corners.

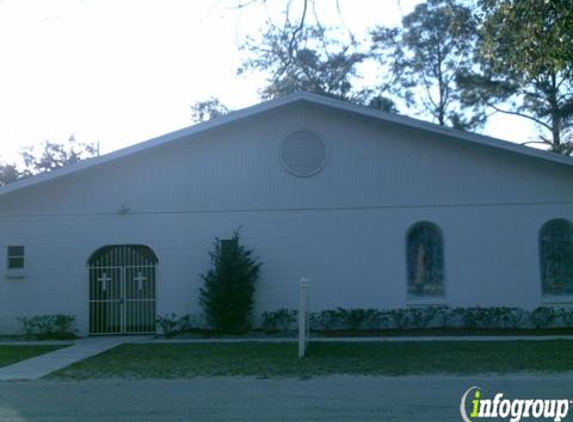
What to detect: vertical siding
<box><xmin>0</xmin><ymin>205</ymin><xmax>571</xmax><ymax>334</ymax></box>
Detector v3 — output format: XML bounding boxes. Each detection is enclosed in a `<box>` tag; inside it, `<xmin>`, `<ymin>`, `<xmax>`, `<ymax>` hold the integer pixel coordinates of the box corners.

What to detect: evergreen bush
<box><xmin>199</xmin><ymin>229</ymin><xmax>261</xmax><ymax>333</ymax></box>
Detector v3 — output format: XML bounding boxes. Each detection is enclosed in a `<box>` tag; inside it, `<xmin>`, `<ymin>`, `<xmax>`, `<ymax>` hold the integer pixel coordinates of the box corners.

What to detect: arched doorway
<box><xmin>88</xmin><ymin>245</ymin><xmax>158</xmax><ymax>335</ymax></box>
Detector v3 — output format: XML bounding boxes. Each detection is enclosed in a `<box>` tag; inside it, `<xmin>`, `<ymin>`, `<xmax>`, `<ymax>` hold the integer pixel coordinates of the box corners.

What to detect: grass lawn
<box><xmin>50</xmin><ymin>340</ymin><xmax>573</xmax><ymax>379</ymax></box>
<box><xmin>0</xmin><ymin>345</ymin><xmax>66</xmax><ymax>368</ymax></box>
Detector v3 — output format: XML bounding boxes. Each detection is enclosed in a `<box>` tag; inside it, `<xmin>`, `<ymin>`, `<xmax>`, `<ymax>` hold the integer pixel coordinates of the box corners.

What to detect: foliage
<box><xmin>286</xmin><ymin>306</ymin><xmax>566</xmax><ymax>332</ymax></box>
<box><xmin>190</xmin><ymin>97</ymin><xmax>230</xmax><ymax>123</ymax></box>
<box><xmin>434</xmin><ymin>305</ymin><xmax>453</xmax><ymax>328</ymax></box>
<box><xmin>0</xmin><ymin>163</ymin><xmax>20</xmax><ymax>187</ymax></box>
<box><xmin>530</xmin><ymin>306</ymin><xmax>557</xmax><ymax>329</ymax></box>
<box><xmin>199</xmin><ymin>229</ymin><xmax>262</xmax><ymax>333</ymax></box>
<box><xmin>388</xmin><ymin>308</ymin><xmax>411</xmax><ymax>329</ymax></box>
<box><xmin>558</xmin><ymin>308</ymin><xmax>573</xmax><ymax>327</ymax></box>
<box><xmin>367</xmin><ymin>95</ymin><xmax>399</xmax><ymax>114</ymax></box>
<box><xmin>454</xmin><ymin>307</ymin><xmax>483</xmax><ymax>328</ymax></box>
<box><xmin>309</xmin><ymin>309</ymin><xmax>343</xmax><ymax>331</ymax></box>
<box><xmin>309</xmin><ymin>307</ymin><xmax>434</xmax><ymax>331</ymax></box>
<box><xmin>156</xmin><ymin>314</ymin><xmax>195</xmax><ymax>338</ymax></box>
<box><xmin>239</xmin><ymin>22</ymin><xmax>371</xmax><ymax>104</ymax></box>
<box><xmin>458</xmin><ymin>0</ymin><xmax>573</xmax><ymax>153</ymax></box>
<box><xmin>309</xmin><ymin>308</ymin><xmax>385</xmax><ymax>331</ymax></box>
<box><xmin>234</xmin><ymin>0</ymin><xmax>571</xmax><ymax>146</ymax></box>
<box><xmin>408</xmin><ymin>307</ymin><xmax>436</xmax><ymax>328</ymax></box>
<box><xmin>497</xmin><ymin>307</ymin><xmax>527</xmax><ymax>329</ymax></box>
<box><xmin>0</xmin><ymin>135</ymin><xmax>98</xmax><ymax>186</ymax></box>
<box><xmin>453</xmin><ymin>307</ymin><xmax>524</xmax><ymax>329</ymax></box>
<box><xmin>371</xmin><ymin>0</ymin><xmax>483</xmax><ymax>129</ymax></box>
<box><xmin>21</xmin><ymin>135</ymin><xmax>97</xmax><ymax>175</ymax></box>
<box><xmin>337</xmin><ymin>308</ymin><xmax>383</xmax><ymax>331</ymax></box>
<box><xmin>261</xmin><ymin>308</ymin><xmax>297</xmax><ymax>333</ymax></box>
<box><xmin>310</xmin><ymin>309</ymin><xmax>382</xmax><ymax>331</ymax></box>
<box><xmin>17</xmin><ymin>314</ymin><xmax>76</xmax><ymax>340</ymax></box>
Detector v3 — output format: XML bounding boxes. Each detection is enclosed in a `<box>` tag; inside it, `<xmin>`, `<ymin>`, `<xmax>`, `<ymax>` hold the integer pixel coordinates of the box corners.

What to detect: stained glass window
<box><xmin>540</xmin><ymin>219</ymin><xmax>573</xmax><ymax>295</ymax></box>
<box><xmin>407</xmin><ymin>222</ymin><xmax>445</xmax><ymax>297</ymax></box>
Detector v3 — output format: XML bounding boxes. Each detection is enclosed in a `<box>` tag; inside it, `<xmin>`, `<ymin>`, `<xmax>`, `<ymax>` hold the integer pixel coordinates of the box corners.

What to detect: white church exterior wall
<box><xmin>0</xmin><ymin>94</ymin><xmax>571</xmax><ymax>335</ymax></box>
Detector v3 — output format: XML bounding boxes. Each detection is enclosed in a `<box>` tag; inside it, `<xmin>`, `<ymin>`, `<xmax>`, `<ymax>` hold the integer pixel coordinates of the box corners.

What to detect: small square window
<box><xmin>7</xmin><ymin>246</ymin><xmax>25</xmax><ymax>270</ymax></box>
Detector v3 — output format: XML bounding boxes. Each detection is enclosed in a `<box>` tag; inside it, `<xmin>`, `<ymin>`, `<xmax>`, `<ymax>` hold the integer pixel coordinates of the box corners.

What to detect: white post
<box><xmin>298</xmin><ymin>277</ymin><xmax>310</xmax><ymax>358</ymax></box>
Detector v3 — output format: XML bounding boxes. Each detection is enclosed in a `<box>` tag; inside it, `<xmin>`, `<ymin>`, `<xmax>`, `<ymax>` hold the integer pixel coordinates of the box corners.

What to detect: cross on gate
<box><xmin>98</xmin><ymin>272</ymin><xmax>112</xmax><ymax>291</ymax></box>
<box><xmin>134</xmin><ymin>272</ymin><xmax>147</xmax><ymax>291</ymax></box>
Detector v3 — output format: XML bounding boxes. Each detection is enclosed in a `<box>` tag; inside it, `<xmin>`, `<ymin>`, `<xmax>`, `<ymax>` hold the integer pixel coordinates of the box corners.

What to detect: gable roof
<box><xmin>1</xmin><ymin>91</ymin><xmax>572</xmax><ymax>198</ymax></box>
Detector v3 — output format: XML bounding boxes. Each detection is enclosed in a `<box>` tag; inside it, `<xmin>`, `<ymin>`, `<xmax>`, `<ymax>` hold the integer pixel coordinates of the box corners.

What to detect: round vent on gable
<box><xmin>280</xmin><ymin>130</ymin><xmax>327</xmax><ymax>177</ymax></box>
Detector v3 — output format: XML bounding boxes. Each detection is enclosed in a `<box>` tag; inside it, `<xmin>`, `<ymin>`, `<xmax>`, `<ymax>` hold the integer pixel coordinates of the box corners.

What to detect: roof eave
<box><xmin>297</xmin><ymin>92</ymin><xmax>573</xmax><ymax>167</ymax></box>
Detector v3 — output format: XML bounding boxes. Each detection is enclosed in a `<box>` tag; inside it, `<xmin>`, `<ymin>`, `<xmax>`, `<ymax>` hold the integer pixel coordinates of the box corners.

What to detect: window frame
<box><xmin>6</xmin><ymin>245</ymin><xmax>26</xmax><ymax>277</ymax></box>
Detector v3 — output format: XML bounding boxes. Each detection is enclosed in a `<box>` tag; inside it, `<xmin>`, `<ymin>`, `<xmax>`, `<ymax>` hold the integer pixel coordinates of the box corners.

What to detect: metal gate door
<box><xmin>89</xmin><ymin>245</ymin><xmax>157</xmax><ymax>335</ymax></box>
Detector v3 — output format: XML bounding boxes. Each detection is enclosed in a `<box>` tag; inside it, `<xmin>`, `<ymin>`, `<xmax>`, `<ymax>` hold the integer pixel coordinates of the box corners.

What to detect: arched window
<box><xmin>407</xmin><ymin>222</ymin><xmax>445</xmax><ymax>297</ymax></box>
<box><xmin>540</xmin><ymin>219</ymin><xmax>573</xmax><ymax>295</ymax></box>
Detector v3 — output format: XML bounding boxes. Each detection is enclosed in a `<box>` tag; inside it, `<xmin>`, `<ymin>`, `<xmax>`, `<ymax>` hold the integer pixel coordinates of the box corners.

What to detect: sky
<box><xmin>0</xmin><ymin>0</ymin><xmax>537</xmax><ymax>164</ymax></box>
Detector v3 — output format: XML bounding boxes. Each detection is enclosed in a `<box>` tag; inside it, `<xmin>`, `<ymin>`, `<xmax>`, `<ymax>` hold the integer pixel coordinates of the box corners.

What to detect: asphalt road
<box><xmin>0</xmin><ymin>375</ymin><xmax>572</xmax><ymax>422</ymax></box>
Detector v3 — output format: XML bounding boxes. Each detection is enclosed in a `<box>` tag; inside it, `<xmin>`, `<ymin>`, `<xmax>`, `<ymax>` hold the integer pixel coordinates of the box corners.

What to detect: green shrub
<box><xmin>496</xmin><ymin>307</ymin><xmax>526</xmax><ymax>328</ymax></box>
<box><xmin>388</xmin><ymin>308</ymin><xmax>410</xmax><ymax>329</ymax></box>
<box><xmin>199</xmin><ymin>229</ymin><xmax>262</xmax><ymax>333</ymax></box>
<box><xmin>309</xmin><ymin>308</ymin><xmax>390</xmax><ymax>331</ymax></box>
<box><xmin>310</xmin><ymin>309</ymin><xmax>342</xmax><ymax>330</ymax></box>
<box><xmin>372</xmin><ymin>310</ymin><xmax>393</xmax><ymax>329</ymax></box>
<box><xmin>156</xmin><ymin>314</ymin><xmax>195</xmax><ymax>337</ymax></box>
<box><xmin>558</xmin><ymin>307</ymin><xmax>573</xmax><ymax>327</ymax></box>
<box><xmin>261</xmin><ymin>309</ymin><xmax>297</xmax><ymax>333</ymax></box>
<box><xmin>266</xmin><ymin>305</ymin><xmax>570</xmax><ymax>333</ymax></box>
<box><xmin>408</xmin><ymin>307</ymin><xmax>439</xmax><ymax>328</ymax></box>
<box><xmin>453</xmin><ymin>307</ymin><xmax>474</xmax><ymax>328</ymax></box>
<box><xmin>433</xmin><ymin>306</ymin><xmax>452</xmax><ymax>328</ymax></box>
<box><xmin>454</xmin><ymin>307</ymin><xmax>498</xmax><ymax>328</ymax></box>
<box><xmin>17</xmin><ymin>314</ymin><xmax>76</xmax><ymax>339</ymax></box>
<box><xmin>530</xmin><ymin>306</ymin><xmax>557</xmax><ymax>328</ymax></box>
<box><xmin>335</xmin><ymin>308</ymin><xmax>379</xmax><ymax>330</ymax></box>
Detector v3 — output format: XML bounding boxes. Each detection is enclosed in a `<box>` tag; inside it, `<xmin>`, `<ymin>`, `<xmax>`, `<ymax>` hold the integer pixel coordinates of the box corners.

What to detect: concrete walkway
<box><xmin>0</xmin><ymin>337</ymin><xmax>140</xmax><ymax>381</ymax></box>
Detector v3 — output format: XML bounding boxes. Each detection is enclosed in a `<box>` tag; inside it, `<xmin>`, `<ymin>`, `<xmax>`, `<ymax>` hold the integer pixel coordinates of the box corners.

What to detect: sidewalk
<box><xmin>0</xmin><ymin>336</ymin><xmax>141</xmax><ymax>381</ymax></box>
